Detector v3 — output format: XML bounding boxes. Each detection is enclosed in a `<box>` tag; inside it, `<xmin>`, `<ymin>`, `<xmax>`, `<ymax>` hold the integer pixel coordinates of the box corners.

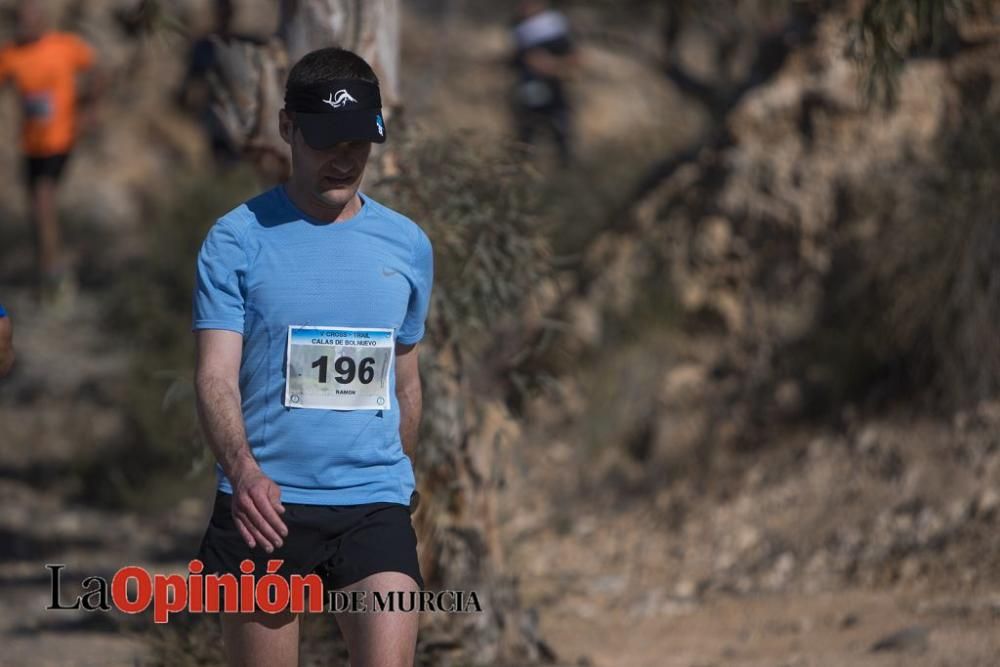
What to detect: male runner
<box><xmin>193</xmin><ymin>47</ymin><xmax>432</xmax><ymax>667</ymax></box>
<box><xmin>0</xmin><ymin>304</ymin><xmax>13</xmax><ymax>378</ymax></box>
<box><xmin>0</xmin><ymin>0</ymin><xmax>102</xmax><ymax>302</ymax></box>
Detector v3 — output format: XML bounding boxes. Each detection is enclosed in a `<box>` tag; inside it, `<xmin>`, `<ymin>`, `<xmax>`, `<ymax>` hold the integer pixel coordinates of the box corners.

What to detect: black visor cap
<box><xmin>285</xmin><ymin>79</ymin><xmax>387</xmax><ymax>148</ymax></box>
<box><xmin>292</xmin><ymin>109</ymin><xmax>387</xmax><ymax>149</ymax></box>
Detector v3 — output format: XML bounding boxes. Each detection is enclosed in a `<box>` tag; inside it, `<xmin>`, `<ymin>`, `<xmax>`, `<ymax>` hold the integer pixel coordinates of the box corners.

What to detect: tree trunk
<box><xmin>208</xmin><ymin>0</ymin><xmax>401</xmax><ymax>183</ymax></box>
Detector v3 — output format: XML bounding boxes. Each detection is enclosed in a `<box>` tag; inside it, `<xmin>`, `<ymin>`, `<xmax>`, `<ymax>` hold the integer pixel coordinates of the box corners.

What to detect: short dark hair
<box><xmin>285</xmin><ymin>47</ymin><xmax>379</xmax><ymax>95</ymax></box>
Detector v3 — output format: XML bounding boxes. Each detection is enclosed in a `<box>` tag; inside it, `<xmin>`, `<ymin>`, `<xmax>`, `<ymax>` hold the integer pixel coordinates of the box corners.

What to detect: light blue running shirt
<box><xmin>193</xmin><ymin>185</ymin><xmax>433</xmax><ymax>505</ymax></box>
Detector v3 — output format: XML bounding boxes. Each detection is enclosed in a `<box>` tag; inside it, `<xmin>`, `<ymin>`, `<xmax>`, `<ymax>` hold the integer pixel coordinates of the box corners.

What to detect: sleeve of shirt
<box><xmin>397</xmin><ymin>227</ymin><xmax>434</xmax><ymax>345</ymax></box>
<box><xmin>0</xmin><ymin>49</ymin><xmax>10</xmax><ymax>83</ymax></box>
<box><xmin>193</xmin><ymin>216</ymin><xmax>247</xmax><ymax>334</ymax></box>
<box><xmin>67</xmin><ymin>34</ymin><xmax>96</xmax><ymax>71</ymax></box>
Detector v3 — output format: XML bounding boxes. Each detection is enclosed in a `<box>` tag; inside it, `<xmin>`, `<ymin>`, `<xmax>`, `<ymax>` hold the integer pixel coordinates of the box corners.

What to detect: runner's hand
<box><xmin>230</xmin><ymin>468</ymin><xmax>287</xmax><ymax>552</ymax></box>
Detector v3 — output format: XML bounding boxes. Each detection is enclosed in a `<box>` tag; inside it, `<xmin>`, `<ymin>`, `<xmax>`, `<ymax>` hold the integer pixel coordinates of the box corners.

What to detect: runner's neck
<box><xmin>281</xmin><ymin>181</ymin><xmax>364</xmax><ymax>224</ymax></box>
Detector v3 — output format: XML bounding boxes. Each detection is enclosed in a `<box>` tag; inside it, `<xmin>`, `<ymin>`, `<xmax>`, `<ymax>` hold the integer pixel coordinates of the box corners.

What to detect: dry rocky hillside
<box><xmin>493</xmin><ymin>8</ymin><xmax>1000</xmax><ymax>667</ymax></box>
<box><xmin>0</xmin><ymin>3</ymin><xmax>997</xmax><ymax>666</ymax></box>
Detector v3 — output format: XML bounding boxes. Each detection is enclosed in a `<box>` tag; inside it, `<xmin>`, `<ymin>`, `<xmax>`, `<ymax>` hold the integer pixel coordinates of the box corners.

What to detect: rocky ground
<box><xmin>0</xmin><ymin>290</ymin><xmax>208</xmax><ymax>666</ymax></box>
<box><xmin>504</xmin><ymin>385</ymin><xmax>1000</xmax><ymax>666</ymax></box>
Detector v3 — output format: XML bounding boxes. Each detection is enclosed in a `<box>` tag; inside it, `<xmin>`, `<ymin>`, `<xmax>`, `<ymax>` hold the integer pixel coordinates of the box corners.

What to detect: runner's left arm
<box><xmin>69</xmin><ymin>34</ymin><xmax>107</xmax><ymax>131</ymax></box>
<box><xmin>396</xmin><ymin>227</ymin><xmax>432</xmax><ymax>466</ymax></box>
<box><xmin>396</xmin><ymin>341</ymin><xmax>422</xmax><ymax>461</ymax></box>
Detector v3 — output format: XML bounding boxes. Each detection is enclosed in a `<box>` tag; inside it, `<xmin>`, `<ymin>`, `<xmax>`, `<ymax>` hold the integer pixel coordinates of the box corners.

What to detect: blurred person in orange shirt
<box><xmin>0</xmin><ymin>0</ymin><xmax>103</xmax><ymax>304</ymax></box>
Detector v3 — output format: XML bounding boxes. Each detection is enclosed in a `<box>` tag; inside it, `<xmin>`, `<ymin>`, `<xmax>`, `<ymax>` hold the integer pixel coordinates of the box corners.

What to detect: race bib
<box><xmin>22</xmin><ymin>91</ymin><xmax>53</xmax><ymax>121</ymax></box>
<box><xmin>284</xmin><ymin>326</ymin><xmax>394</xmax><ymax>410</ymax></box>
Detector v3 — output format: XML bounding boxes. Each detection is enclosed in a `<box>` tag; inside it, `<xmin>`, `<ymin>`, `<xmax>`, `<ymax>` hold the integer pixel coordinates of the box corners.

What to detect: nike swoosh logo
<box><xmin>382</xmin><ymin>268</ymin><xmax>399</xmax><ymax>276</ymax></box>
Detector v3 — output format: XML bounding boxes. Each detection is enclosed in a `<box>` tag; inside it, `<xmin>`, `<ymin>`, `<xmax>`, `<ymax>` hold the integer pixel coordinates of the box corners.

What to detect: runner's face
<box><xmin>16</xmin><ymin>1</ymin><xmax>47</xmax><ymax>41</ymax></box>
<box><xmin>288</xmin><ymin>120</ymin><xmax>371</xmax><ymax>210</ymax></box>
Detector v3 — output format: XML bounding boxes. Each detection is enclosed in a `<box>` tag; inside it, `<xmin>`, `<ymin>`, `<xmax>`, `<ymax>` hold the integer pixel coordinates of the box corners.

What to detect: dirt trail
<box><xmin>503</xmin><ymin>395</ymin><xmax>1000</xmax><ymax>667</ymax></box>
<box><xmin>0</xmin><ymin>288</ymin><xmax>211</xmax><ymax>666</ymax></box>
<box><xmin>507</xmin><ymin>478</ymin><xmax>1000</xmax><ymax>667</ymax></box>
<box><xmin>534</xmin><ymin>586</ymin><xmax>1000</xmax><ymax>667</ymax></box>
<box><xmin>504</xmin><ymin>467</ymin><xmax>1000</xmax><ymax>666</ymax></box>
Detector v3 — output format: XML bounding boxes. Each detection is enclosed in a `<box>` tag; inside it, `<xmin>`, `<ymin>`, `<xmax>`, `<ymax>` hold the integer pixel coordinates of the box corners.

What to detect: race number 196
<box><xmin>284</xmin><ymin>326</ymin><xmax>394</xmax><ymax>410</ymax></box>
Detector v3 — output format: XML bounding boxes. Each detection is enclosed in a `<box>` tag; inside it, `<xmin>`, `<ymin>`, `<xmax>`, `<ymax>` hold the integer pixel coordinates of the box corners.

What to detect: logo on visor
<box><xmin>323</xmin><ymin>89</ymin><xmax>358</xmax><ymax>109</ymax></box>
<box><xmin>376</xmin><ymin>114</ymin><xmax>385</xmax><ymax>137</ymax></box>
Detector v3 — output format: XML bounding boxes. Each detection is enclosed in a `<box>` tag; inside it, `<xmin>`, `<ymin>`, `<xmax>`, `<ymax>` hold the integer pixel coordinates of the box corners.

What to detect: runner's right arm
<box><xmin>195</xmin><ymin>329</ymin><xmax>287</xmax><ymax>552</ymax></box>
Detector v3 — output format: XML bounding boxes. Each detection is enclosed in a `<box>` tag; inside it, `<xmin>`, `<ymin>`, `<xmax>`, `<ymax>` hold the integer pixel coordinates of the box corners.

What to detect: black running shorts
<box><xmin>195</xmin><ymin>490</ymin><xmax>424</xmax><ymax>604</ymax></box>
<box><xmin>24</xmin><ymin>152</ymin><xmax>71</xmax><ymax>187</ymax></box>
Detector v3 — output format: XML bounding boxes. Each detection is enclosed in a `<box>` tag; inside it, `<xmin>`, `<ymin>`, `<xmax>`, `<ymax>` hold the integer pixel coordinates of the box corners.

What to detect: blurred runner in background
<box><xmin>177</xmin><ymin>0</ymin><xmax>264</xmax><ymax>168</ymax></box>
<box><xmin>0</xmin><ymin>304</ymin><xmax>13</xmax><ymax>377</ymax></box>
<box><xmin>178</xmin><ymin>0</ymin><xmax>239</xmax><ymax>166</ymax></box>
<box><xmin>510</xmin><ymin>0</ymin><xmax>580</xmax><ymax>165</ymax></box>
<box><xmin>0</xmin><ymin>0</ymin><xmax>103</xmax><ymax>305</ymax></box>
